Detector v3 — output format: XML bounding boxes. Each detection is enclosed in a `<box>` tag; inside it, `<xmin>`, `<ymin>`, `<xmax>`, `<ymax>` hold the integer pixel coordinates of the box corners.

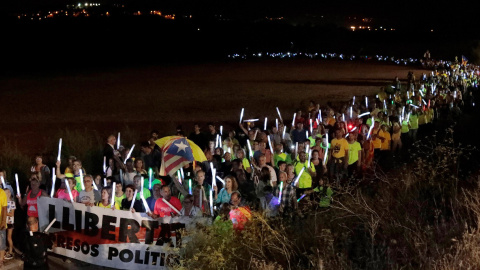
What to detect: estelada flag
<box><xmin>156</xmin><ymin>136</ymin><xmax>206</xmax><ymax>176</ymax></box>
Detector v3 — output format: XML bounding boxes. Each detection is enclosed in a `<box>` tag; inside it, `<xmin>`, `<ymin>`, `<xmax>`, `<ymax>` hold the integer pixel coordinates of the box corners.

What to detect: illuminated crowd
<box><xmin>0</xmin><ymin>58</ymin><xmax>478</xmax><ymax>266</ymax></box>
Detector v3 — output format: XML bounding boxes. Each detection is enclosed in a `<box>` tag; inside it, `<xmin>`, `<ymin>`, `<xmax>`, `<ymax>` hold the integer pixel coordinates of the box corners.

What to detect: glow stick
<box><xmin>209</xmin><ymin>189</ymin><xmax>214</xmax><ymax>216</ymax></box>
<box><xmin>44</xmin><ymin>218</ymin><xmax>57</xmax><ymax>233</ymax></box>
<box><xmin>292</xmin><ymin>113</ymin><xmax>296</xmax><ymax>127</ymax></box>
<box><xmin>188</xmin><ymin>179</ymin><xmax>192</xmax><ymax>194</ymax></box>
<box><xmin>57</xmin><ymin>138</ymin><xmax>62</xmax><ymax>161</ymax></box>
<box><xmin>278</xmin><ymin>182</ymin><xmax>284</xmax><ymax>201</ymax></box>
<box><xmin>104</xmin><ymin>178</ymin><xmax>107</xmax><ymax>187</ymax></box>
<box><xmin>422</xmin><ymin>99</ymin><xmax>427</xmax><ymax>105</ymax></box>
<box><xmin>350</xmin><ymin>106</ymin><xmax>353</xmax><ymax>118</ymax></box>
<box><xmin>409</xmin><ymin>104</ymin><xmax>419</xmax><ymax>108</ymax></box>
<box><xmin>384</xmin><ymin>100</ymin><xmax>387</xmax><ymax>109</ymax></box>
<box><xmin>297</xmin><ymin>194</ymin><xmax>307</xmax><ymax>202</ymax></box>
<box><xmin>239</xmin><ymin>108</ymin><xmax>244</xmax><ymax>123</ymax></box>
<box><xmin>180</xmin><ymin>167</ymin><xmax>184</xmax><ymax>181</ymax></box>
<box><xmin>149</xmin><ymin>168</ymin><xmax>153</xmax><ymax>189</ymax></box>
<box><xmin>141</xmin><ymin>196</ymin><xmax>151</xmax><ymax>213</ymax></box>
<box><xmin>199</xmin><ymin>188</ymin><xmax>203</xmax><ymax>210</ymax></box>
<box><xmin>264</xmin><ymin>117</ymin><xmax>267</xmax><ymax>130</ymax></box>
<box><xmin>305</xmin><ymin>130</ymin><xmax>309</xmax><ymax>139</ymax></box>
<box><xmin>351</xmin><ymin>127</ymin><xmax>357</xmax><ymax>132</ymax></box>
<box><xmin>247</xmin><ymin>140</ymin><xmax>253</xmax><ymax>158</ymax></box>
<box><xmin>367</xmin><ymin>118</ymin><xmax>375</xmax><ymax>139</ymax></box>
<box><xmin>177</xmin><ymin>170</ymin><xmax>182</xmax><ymax>185</ymax></box>
<box><xmin>119</xmin><ymin>169</ymin><xmax>124</xmax><ymax>186</ymax></box>
<box><xmin>365</xmin><ymin>96</ymin><xmax>368</xmax><ymax>108</ymax></box>
<box><xmin>276</xmin><ymin>118</ymin><xmax>278</xmax><ymax>130</ymax></box>
<box><xmin>305</xmin><ymin>144</ymin><xmax>310</xmax><ymax>156</ymax></box>
<box><xmin>254</xmin><ymin>130</ymin><xmax>258</xmax><ymax>140</ymax></box>
<box><xmin>323</xmin><ymin>134</ymin><xmax>329</xmax><ymax>165</ymax></box>
<box><xmin>130</xmin><ymin>190</ymin><xmax>137</xmax><ymax>209</ymax></box>
<box><xmin>0</xmin><ymin>176</ymin><xmax>5</xmax><ymax>188</ymax></box>
<box><xmin>65</xmin><ymin>179</ymin><xmax>74</xmax><ymax>203</ymax></box>
<box><xmin>92</xmin><ymin>180</ymin><xmax>98</xmax><ymax>191</ymax></box>
<box><xmin>295</xmin><ymin>142</ymin><xmax>298</xmax><ymax>156</ymax></box>
<box><xmin>276</xmin><ymin>107</ymin><xmax>283</xmax><ymax>122</ymax></box>
<box><xmin>111</xmin><ymin>187</ymin><xmax>115</xmax><ymax>207</ymax></box>
<box><xmin>353</xmin><ymin>96</ymin><xmax>355</xmax><ymax>105</ymax></box>
<box><xmin>307</xmin><ymin>150</ymin><xmax>312</xmax><ymax>168</ymax></box>
<box><xmin>243</xmin><ymin>119</ymin><xmax>259</xmax><ymax>122</ymax></box>
<box><xmin>50</xmin><ymin>168</ymin><xmax>56</xmax><ymax>198</ymax></box>
<box><xmin>293</xmin><ymin>167</ymin><xmax>305</xmax><ymax>186</ymax></box>
<box><xmin>162</xmin><ymin>198</ymin><xmax>181</xmax><ymax>215</ymax></box>
<box><xmin>215</xmin><ymin>176</ymin><xmax>225</xmax><ymax>186</ymax></box>
<box><xmin>342</xmin><ymin>113</ymin><xmax>346</xmax><ymax>122</ymax></box>
<box><xmin>140</xmin><ymin>177</ymin><xmax>144</xmax><ymax>197</ymax></box>
<box><xmin>358</xmin><ymin>112</ymin><xmax>370</xmax><ymax>117</ymax></box>
<box><xmin>210</xmin><ymin>162</ymin><xmax>216</xmax><ymax>187</ymax></box>
<box><xmin>103</xmin><ymin>156</ymin><xmax>106</xmax><ymax>173</ymax></box>
<box><xmin>310</xmin><ymin>120</ymin><xmax>313</xmax><ymax>134</ymax></box>
<box><xmin>282</xmin><ymin>126</ymin><xmax>286</xmax><ymax>139</ymax></box>
<box><xmin>215</xmin><ymin>134</ymin><xmax>219</xmax><ymax>148</ymax></box>
<box><xmin>220</xmin><ymin>125</ymin><xmax>223</xmax><ymax>135</ymax></box>
<box><xmin>79</xmin><ymin>170</ymin><xmax>85</xmax><ymax>190</ymax></box>
<box><xmin>402</xmin><ymin>106</ymin><xmax>405</xmax><ymax>119</ymax></box>
<box><xmin>124</xmin><ymin>144</ymin><xmax>135</xmax><ymax>164</ymax></box>
<box><xmin>319</xmin><ymin>109</ymin><xmax>322</xmax><ymax>122</ymax></box>
<box><xmin>117</xmin><ymin>132</ymin><xmax>120</xmax><ymax>149</ymax></box>
<box><xmin>15</xmin><ymin>174</ymin><xmax>20</xmax><ymax>196</ymax></box>
<box><xmin>267</xmin><ymin>135</ymin><xmax>273</xmax><ymax>152</ymax></box>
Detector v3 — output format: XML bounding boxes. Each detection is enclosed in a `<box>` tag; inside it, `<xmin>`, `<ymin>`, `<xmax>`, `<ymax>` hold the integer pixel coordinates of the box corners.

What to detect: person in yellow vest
<box><xmin>328</xmin><ymin>129</ymin><xmax>349</xmax><ymax>184</ymax></box>
<box><xmin>273</xmin><ymin>143</ymin><xmax>292</xmax><ymax>167</ymax></box>
<box><xmin>371</xmin><ymin>120</ymin><xmax>384</xmax><ymax>162</ymax></box>
<box><xmin>294</xmin><ymin>151</ymin><xmax>316</xmax><ymax>197</ymax></box>
<box><xmin>409</xmin><ymin>109</ymin><xmax>419</xmax><ymax>142</ymax></box>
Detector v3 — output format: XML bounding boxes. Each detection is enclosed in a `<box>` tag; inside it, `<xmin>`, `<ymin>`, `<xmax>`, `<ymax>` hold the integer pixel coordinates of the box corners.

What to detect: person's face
<box><xmin>107</xmin><ymin>136</ymin><xmax>116</xmax><ymax>145</ymax></box>
<box><xmin>258</xmin><ymin>142</ymin><xmax>266</xmax><ymax>150</ymax></box>
<box><xmin>194</xmin><ymin>125</ymin><xmax>201</xmax><ymax>132</ymax></box>
<box><xmin>126</xmin><ymin>188</ymin><xmax>134</xmax><ymax>199</ymax></box>
<box><xmin>141</xmin><ymin>146</ymin><xmax>151</xmax><ymax>154</ymax></box>
<box><xmin>299</xmin><ymin>152</ymin><xmax>307</xmax><ymax>163</ymax></box>
<box><xmin>287</xmin><ymin>172</ymin><xmax>295</xmax><ymax>183</ymax></box>
<box><xmin>215</xmin><ymin>148</ymin><xmax>222</xmax><ymax>155</ymax></box>
<box><xmin>183</xmin><ymin>197</ymin><xmax>193</xmax><ymax>208</ymax></box>
<box><xmin>84</xmin><ymin>177</ymin><xmax>93</xmax><ymax>188</ymax></box>
<box><xmin>236</xmin><ymin>150</ymin><xmax>244</xmax><ymax>159</ymax></box>
<box><xmin>161</xmin><ymin>186</ymin><xmax>171</xmax><ymax>201</ymax></box>
<box><xmin>133</xmin><ymin>178</ymin><xmax>141</xmax><ymax>189</ymax></box>
<box><xmin>196</xmin><ymin>172</ymin><xmax>205</xmax><ymax>185</ymax></box>
<box><xmin>153</xmin><ymin>184</ymin><xmax>162</xmax><ymax>198</ymax></box>
<box><xmin>279</xmin><ymin>163</ymin><xmax>286</xmax><ymax>172</ymax></box>
<box><xmin>279</xmin><ymin>172</ymin><xmax>287</xmax><ymax>183</ymax></box>
<box><xmin>208</xmin><ymin>125</ymin><xmax>215</xmax><ymax>133</ymax></box>
<box><xmin>30</xmin><ymin>178</ymin><xmax>40</xmax><ymax>189</ymax></box>
<box><xmin>35</xmin><ymin>156</ymin><xmax>42</xmax><ymax>165</ymax></box>
<box><xmin>297</xmin><ymin>123</ymin><xmax>303</xmax><ymax>130</ymax></box>
<box><xmin>73</xmin><ymin>161</ymin><xmax>81</xmax><ymax>171</ymax></box>
<box><xmin>95</xmin><ymin>175</ymin><xmax>101</xmax><ymax>184</ymax></box>
<box><xmin>68</xmin><ymin>179</ymin><xmax>76</xmax><ymax>189</ymax></box>
<box><xmin>225</xmin><ymin>152</ymin><xmax>231</xmax><ymax>161</ymax></box>
<box><xmin>259</xmin><ymin>156</ymin><xmax>267</xmax><ymax>166</ymax></box>
<box><xmin>231</xmin><ymin>194</ymin><xmax>240</xmax><ymax>207</ymax></box>
<box><xmin>135</xmin><ymin>160</ymin><xmax>143</xmax><ymax>169</ymax></box>
<box><xmin>27</xmin><ymin>218</ymin><xmax>39</xmax><ymax>232</ymax></box>
<box><xmin>335</xmin><ymin>130</ymin><xmax>342</xmax><ymax>139</ymax></box>
<box><xmin>101</xmin><ymin>189</ymin><xmax>109</xmax><ymax>201</ymax></box>
<box><xmin>115</xmin><ymin>182</ymin><xmax>122</xmax><ymax>192</ymax></box>
<box><xmin>126</xmin><ymin>161</ymin><xmax>134</xmax><ymax>170</ymax></box>
<box><xmin>312</xmin><ymin>151</ymin><xmax>319</xmax><ymax>159</ymax></box>
<box><xmin>226</xmin><ymin>178</ymin><xmax>232</xmax><ymax>189</ymax></box>
<box><xmin>151</xmin><ymin>132</ymin><xmax>158</xmax><ymax>139</ymax></box>
<box><xmin>253</xmin><ymin>142</ymin><xmax>259</xmax><ymax>151</ymax></box>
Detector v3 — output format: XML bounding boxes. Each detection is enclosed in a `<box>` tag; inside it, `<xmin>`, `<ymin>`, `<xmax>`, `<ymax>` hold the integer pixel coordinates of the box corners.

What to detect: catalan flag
<box><xmin>156</xmin><ymin>136</ymin><xmax>207</xmax><ymax>176</ymax></box>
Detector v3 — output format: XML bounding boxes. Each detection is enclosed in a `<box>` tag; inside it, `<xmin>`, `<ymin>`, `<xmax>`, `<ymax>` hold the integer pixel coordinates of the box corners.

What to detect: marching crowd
<box><xmin>0</xmin><ymin>59</ymin><xmax>478</xmax><ymax>269</ymax></box>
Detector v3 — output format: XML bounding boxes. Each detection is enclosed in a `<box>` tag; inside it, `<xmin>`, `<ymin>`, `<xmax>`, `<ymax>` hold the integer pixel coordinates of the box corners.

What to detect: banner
<box><xmin>38</xmin><ymin>197</ymin><xmax>210</xmax><ymax>269</ymax></box>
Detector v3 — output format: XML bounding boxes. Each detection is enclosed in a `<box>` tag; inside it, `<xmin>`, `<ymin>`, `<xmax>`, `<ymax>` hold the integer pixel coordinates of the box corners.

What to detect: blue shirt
<box><xmin>216</xmin><ymin>188</ymin><xmax>232</xmax><ymax>204</ymax></box>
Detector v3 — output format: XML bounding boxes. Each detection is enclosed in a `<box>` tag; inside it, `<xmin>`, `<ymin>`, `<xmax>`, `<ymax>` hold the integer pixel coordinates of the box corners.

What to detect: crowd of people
<box><xmin>0</xmin><ymin>58</ymin><xmax>478</xmax><ymax>268</ymax></box>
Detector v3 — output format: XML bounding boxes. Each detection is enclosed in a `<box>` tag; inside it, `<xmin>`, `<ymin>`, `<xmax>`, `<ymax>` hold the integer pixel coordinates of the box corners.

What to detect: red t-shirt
<box><xmin>27</xmin><ymin>190</ymin><xmax>42</xmax><ymax>217</ymax></box>
<box><xmin>153</xmin><ymin>197</ymin><xmax>182</xmax><ymax>217</ymax></box>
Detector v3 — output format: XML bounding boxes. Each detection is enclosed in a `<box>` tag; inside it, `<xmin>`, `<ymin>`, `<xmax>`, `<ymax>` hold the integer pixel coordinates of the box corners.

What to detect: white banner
<box><xmin>38</xmin><ymin>197</ymin><xmax>210</xmax><ymax>269</ymax></box>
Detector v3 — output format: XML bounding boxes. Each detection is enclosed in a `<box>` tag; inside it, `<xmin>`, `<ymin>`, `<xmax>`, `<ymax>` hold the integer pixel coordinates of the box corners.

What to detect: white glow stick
<box><xmin>278</xmin><ymin>182</ymin><xmax>284</xmax><ymax>201</ymax></box>
<box><xmin>292</xmin><ymin>113</ymin><xmax>296</xmax><ymax>127</ymax></box>
<box><xmin>50</xmin><ymin>168</ymin><xmax>56</xmax><ymax>198</ymax></box>
<box><xmin>353</xmin><ymin>96</ymin><xmax>355</xmax><ymax>105</ymax></box>
<box><xmin>117</xmin><ymin>132</ymin><xmax>120</xmax><ymax>149</ymax></box>
<box><xmin>177</xmin><ymin>170</ymin><xmax>182</xmax><ymax>185</ymax></box>
<box><xmin>243</xmin><ymin>119</ymin><xmax>259</xmax><ymax>122</ymax></box>
<box><xmin>188</xmin><ymin>179</ymin><xmax>192</xmax><ymax>195</ymax></box>
<box><xmin>306</xmin><ymin>130</ymin><xmax>308</xmax><ymax>138</ymax></box>
<box><xmin>209</xmin><ymin>189</ymin><xmax>214</xmax><ymax>216</ymax></box>
<box><xmin>310</xmin><ymin>120</ymin><xmax>313</xmax><ymax>134</ymax></box>
<box><xmin>210</xmin><ymin>162</ymin><xmax>216</xmax><ymax>187</ymax></box>
<box><xmin>365</xmin><ymin>97</ymin><xmax>368</xmax><ymax>108</ymax></box>
<box><xmin>293</xmin><ymin>167</ymin><xmax>305</xmax><ymax>186</ymax></box>
<box><xmin>351</xmin><ymin>127</ymin><xmax>357</xmax><ymax>132</ymax></box>
<box><xmin>350</xmin><ymin>106</ymin><xmax>353</xmax><ymax>118</ymax></box>
<box><xmin>130</xmin><ymin>190</ymin><xmax>137</xmax><ymax>209</ymax></box>
<box><xmin>358</xmin><ymin>112</ymin><xmax>370</xmax><ymax>118</ymax></box>
<box><xmin>92</xmin><ymin>180</ymin><xmax>98</xmax><ymax>191</ymax></box>
<box><xmin>215</xmin><ymin>176</ymin><xmax>225</xmax><ymax>186</ymax></box>
<box><xmin>220</xmin><ymin>125</ymin><xmax>223</xmax><ymax>135</ymax></box>
<box><xmin>409</xmin><ymin>104</ymin><xmax>419</xmax><ymax>108</ymax></box>
<box><xmin>267</xmin><ymin>135</ymin><xmax>273</xmax><ymax>152</ymax></box>
<box><xmin>141</xmin><ymin>195</ymin><xmax>151</xmax><ymax>213</ymax></box>
<box><xmin>0</xmin><ymin>176</ymin><xmax>5</xmax><ymax>188</ymax></box>
<box><xmin>44</xmin><ymin>218</ymin><xmax>57</xmax><ymax>233</ymax></box>
<box><xmin>15</xmin><ymin>174</ymin><xmax>20</xmax><ymax>196</ymax></box>
<box><xmin>247</xmin><ymin>140</ymin><xmax>253</xmax><ymax>158</ymax></box>
<box><xmin>239</xmin><ymin>108</ymin><xmax>244</xmax><ymax>123</ymax></box>
<box><xmin>323</xmin><ymin>134</ymin><xmax>329</xmax><ymax>165</ymax></box>
<box><xmin>276</xmin><ymin>107</ymin><xmax>283</xmax><ymax>122</ymax></box>
<box><xmin>282</xmin><ymin>126</ymin><xmax>286</xmax><ymax>139</ymax></box>
<box><xmin>342</xmin><ymin>113</ymin><xmax>346</xmax><ymax>122</ymax></box>
<box><xmin>180</xmin><ymin>167</ymin><xmax>184</xmax><ymax>180</ymax></box>
<box><xmin>79</xmin><ymin>170</ymin><xmax>85</xmax><ymax>190</ymax></box>
<box><xmin>276</xmin><ymin>118</ymin><xmax>278</xmax><ymax>130</ymax></box>
<box><xmin>384</xmin><ymin>100</ymin><xmax>387</xmax><ymax>109</ymax></box>
<box><xmin>402</xmin><ymin>106</ymin><xmax>405</xmax><ymax>119</ymax></box>
<box><xmin>124</xmin><ymin>144</ymin><xmax>135</xmax><ymax>164</ymax></box>
<box><xmin>367</xmin><ymin>118</ymin><xmax>375</xmax><ymax>139</ymax></box>
<box><xmin>319</xmin><ymin>109</ymin><xmax>322</xmax><ymax>122</ymax></box>
<box><xmin>295</xmin><ymin>142</ymin><xmax>298</xmax><ymax>156</ymax></box>
<box><xmin>264</xmin><ymin>117</ymin><xmax>268</xmax><ymax>130</ymax></box>
<box><xmin>110</xmin><ymin>187</ymin><xmax>115</xmax><ymax>208</ymax></box>
<box><xmin>140</xmin><ymin>177</ymin><xmax>144</xmax><ymax>197</ymax></box>
<box><xmin>148</xmin><ymin>168</ymin><xmax>153</xmax><ymax>189</ymax></box>
<box><xmin>162</xmin><ymin>198</ymin><xmax>181</xmax><ymax>215</ymax></box>
<box><xmin>104</xmin><ymin>178</ymin><xmax>107</xmax><ymax>187</ymax></box>
<box><xmin>57</xmin><ymin>138</ymin><xmax>62</xmax><ymax>161</ymax></box>
<box><xmin>103</xmin><ymin>156</ymin><xmax>106</xmax><ymax>173</ymax></box>
<box><xmin>65</xmin><ymin>179</ymin><xmax>74</xmax><ymax>203</ymax></box>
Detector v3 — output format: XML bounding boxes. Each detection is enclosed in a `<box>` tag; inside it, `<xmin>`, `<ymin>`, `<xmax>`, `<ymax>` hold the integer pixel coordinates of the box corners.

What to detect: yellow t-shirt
<box><xmin>0</xmin><ymin>189</ymin><xmax>7</xmax><ymax>217</ymax></box>
<box><xmin>96</xmin><ymin>201</ymin><xmax>120</xmax><ymax>210</ymax></box>
<box><xmin>294</xmin><ymin>161</ymin><xmax>316</xmax><ymax>189</ymax></box>
<box><xmin>372</xmin><ymin>128</ymin><xmax>383</xmax><ymax>149</ymax></box>
<box><xmin>331</xmin><ymin>138</ymin><xmax>349</xmax><ymax>159</ymax></box>
<box><xmin>381</xmin><ymin>132</ymin><xmax>391</xmax><ymax>150</ymax></box>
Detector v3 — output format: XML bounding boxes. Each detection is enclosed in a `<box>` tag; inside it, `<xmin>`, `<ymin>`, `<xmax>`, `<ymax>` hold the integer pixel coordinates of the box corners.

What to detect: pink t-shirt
<box><xmin>153</xmin><ymin>197</ymin><xmax>182</xmax><ymax>217</ymax></box>
<box><xmin>56</xmin><ymin>189</ymin><xmax>79</xmax><ymax>201</ymax></box>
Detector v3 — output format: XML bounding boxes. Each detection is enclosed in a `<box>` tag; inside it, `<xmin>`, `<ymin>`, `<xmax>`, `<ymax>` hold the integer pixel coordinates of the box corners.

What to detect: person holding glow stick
<box><xmin>180</xmin><ymin>194</ymin><xmax>202</xmax><ymax>217</ymax></box>
<box><xmin>149</xmin><ymin>185</ymin><xmax>182</xmax><ymax>218</ymax></box>
<box><xmin>54</xmin><ymin>177</ymin><xmax>78</xmax><ymax>202</ymax></box>
<box><xmin>146</xmin><ymin>181</ymin><xmax>162</xmax><ymax>212</ymax></box>
<box><xmin>55</xmin><ymin>159</ymin><xmax>86</xmax><ymax>192</ymax></box>
<box><xmin>2</xmin><ymin>185</ymin><xmax>15</xmax><ymax>261</ymax></box>
<box><xmin>133</xmin><ymin>175</ymin><xmax>151</xmax><ymax>200</ymax></box>
<box><xmin>277</xmin><ymin>171</ymin><xmax>297</xmax><ymax>217</ymax></box>
<box><xmin>17</xmin><ymin>174</ymin><xmax>48</xmax><ymax>218</ymax></box>
<box><xmin>96</xmin><ymin>187</ymin><xmax>120</xmax><ymax>210</ymax></box>
<box><xmin>213</xmin><ymin>175</ymin><xmax>238</xmax><ymax>204</ymax></box>
<box><xmin>304</xmin><ymin>178</ymin><xmax>333</xmax><ymax>207</ymax></box>
<box><xmin>328</xmin><ymin>129</ymin><xmax>349</xmax><ymax>184</ymax></box>
<box><xmin>77</xmin><ymin>175</ymin><xmax>100</xmax><ymax>206</ymax></box>
<box><xmin>293</xmin><ymin>151</ymin><xmax>316</xmax><ymax>197</ymax></box>
<box><xmin>121</xmin><ymin>185</ymin><xmax>144</xmax><ymax>212</ymax></box>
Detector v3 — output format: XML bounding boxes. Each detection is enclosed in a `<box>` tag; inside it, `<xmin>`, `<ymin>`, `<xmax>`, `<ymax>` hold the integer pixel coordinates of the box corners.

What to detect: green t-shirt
<box><xmin>115</xmin><ymin>193</ymin><xmax>126</xmax><ymax>207</ymax></box>
<box><xmin>274</xmin><ymin>153</ymin><xmax>293</xmax><ymax>167</ymax></box>
<box><xmin>135</xmin><ymin>188</ymin><xmax>151</xmax><ymax>200</ymax></box>
<box><xmin>242</xmin><ymin>158</ymin><xmax>251</xmax><ymax>171</ymax></box>
<box><xmin>313</xmin><ymin>186</ymin><xmax>333</xmax><ymax>207</ymax></box>
<box><xmin>401</xmin><ymin>120</ymin><xmax>410</xmax><ymax>133</ymax></box>
<box><xmin>410</xmin><ymin>114</ymin><xmax>419</xmax><ymax>129</ymax></box>
<box><xmin>347</xmin><ymin>141</ymin><xmax>362</xmax><ymax>165</ymax></box>
<box><xmin>294</xmin><ymin>161</ymin><xmax>315</xmax><ymax>189</ymax></box>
